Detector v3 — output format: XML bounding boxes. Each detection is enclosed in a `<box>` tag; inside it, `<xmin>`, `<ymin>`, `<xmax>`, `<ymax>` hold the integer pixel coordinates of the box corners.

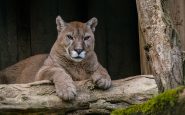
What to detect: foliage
<box><xmin>111</xmin><ymin>86</ymin><xmax>185</xmax><ymax>115</ymax></box>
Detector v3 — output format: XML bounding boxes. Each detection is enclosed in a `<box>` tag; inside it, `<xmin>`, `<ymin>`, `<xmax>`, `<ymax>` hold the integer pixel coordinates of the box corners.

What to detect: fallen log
<box><xmin>0</xmin><ymin>75</ymin><xmax>158</xmax><ymax>114</ymax></box>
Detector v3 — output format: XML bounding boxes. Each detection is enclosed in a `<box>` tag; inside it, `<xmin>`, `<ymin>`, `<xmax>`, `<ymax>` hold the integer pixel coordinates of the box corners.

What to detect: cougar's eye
<box><xmin>84</xmin><ymin>36</ymin><xmax>90</xmax><ymax>41</ymax></box>
<box><xmin>66</xmin><ymin>35</ymin><xmax>73</xmax><ymax>40</ymax></box>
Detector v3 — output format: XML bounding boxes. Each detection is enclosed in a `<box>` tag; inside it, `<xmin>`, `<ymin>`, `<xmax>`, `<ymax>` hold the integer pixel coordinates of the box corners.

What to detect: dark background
<box><xmin>0</xmin><ymin>0</ymin><xmax>140</xmax><ymax>80</ymax></box>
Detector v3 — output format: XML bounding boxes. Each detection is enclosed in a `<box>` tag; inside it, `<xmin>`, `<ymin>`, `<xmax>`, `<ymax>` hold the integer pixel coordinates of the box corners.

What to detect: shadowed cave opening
<box><xmin>0</xmin><ymin>0</ymin><xmax>140</xmax><ymax>80</ymax></box>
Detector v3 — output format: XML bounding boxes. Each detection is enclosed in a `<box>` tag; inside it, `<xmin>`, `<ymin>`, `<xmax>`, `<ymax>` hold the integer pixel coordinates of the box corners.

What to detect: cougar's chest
<box><xmin>65</xmin><ymin>64</ymin><xmax>91</xmax><ymax>81</ymax></box>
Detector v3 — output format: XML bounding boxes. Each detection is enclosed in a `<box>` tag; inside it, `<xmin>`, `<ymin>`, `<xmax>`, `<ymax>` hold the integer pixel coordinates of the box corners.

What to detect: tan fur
<box><xmin>0</xmin><ymin>16</ymin><xmax>111</xmax><ymax>101</ymax></box>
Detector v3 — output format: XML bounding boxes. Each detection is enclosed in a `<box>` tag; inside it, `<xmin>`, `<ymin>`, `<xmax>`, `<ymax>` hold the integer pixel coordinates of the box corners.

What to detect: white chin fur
<box><xmin>71</xmin><ymin>58</ymin><xmax>83</xmax><ymax>62</ymax></box>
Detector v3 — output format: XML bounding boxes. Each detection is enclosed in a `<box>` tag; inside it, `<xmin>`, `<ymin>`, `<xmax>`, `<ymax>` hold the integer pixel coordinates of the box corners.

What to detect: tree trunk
<box><xmin>136</xmin><ymin>0</ymin><xmax>184</xmax><ymax>92</ymax></box>
<box><xmin>0</xmin><ymin>75</ymin><xmax>157</xmax><ymax>115</ymax></box>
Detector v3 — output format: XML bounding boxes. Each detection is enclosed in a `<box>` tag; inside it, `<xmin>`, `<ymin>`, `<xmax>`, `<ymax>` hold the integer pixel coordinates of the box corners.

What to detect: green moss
<box><xmin>111</xmin><ymin>86</ymin><xmax>185</xmax><ymax>115</ymax></box>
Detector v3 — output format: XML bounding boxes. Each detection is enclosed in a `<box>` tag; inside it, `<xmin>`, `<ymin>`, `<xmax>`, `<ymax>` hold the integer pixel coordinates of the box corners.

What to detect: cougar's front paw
<box><xmin>55</xmin><ymin>83</ymin><xmax>77</xmax><ymax>101</ymax></box>
<box><xmin>93</xmin><ymin>76</ymin><xmax>111</xmax><ymax>89</ymax></box>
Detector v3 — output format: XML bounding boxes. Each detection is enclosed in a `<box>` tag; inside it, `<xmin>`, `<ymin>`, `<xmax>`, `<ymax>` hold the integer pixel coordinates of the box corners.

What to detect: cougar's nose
<box><xmin>74</xmin><ymin>49</ymin><xmax>83</xmax><ymax>54</ymax></box>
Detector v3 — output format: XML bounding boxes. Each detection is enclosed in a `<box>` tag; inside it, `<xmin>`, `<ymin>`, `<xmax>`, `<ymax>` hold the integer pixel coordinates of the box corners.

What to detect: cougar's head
<box><xmin>56</xmin><ymin>16</ymin><xmax>98</xmax><ymax>62</ymax></box>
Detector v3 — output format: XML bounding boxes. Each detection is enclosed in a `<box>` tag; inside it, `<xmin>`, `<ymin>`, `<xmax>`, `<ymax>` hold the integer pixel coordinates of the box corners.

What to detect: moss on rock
<box><xmin>111</xmin><ymin>86</ymin><xmax>185</xmax><ymax>115</ymax></box>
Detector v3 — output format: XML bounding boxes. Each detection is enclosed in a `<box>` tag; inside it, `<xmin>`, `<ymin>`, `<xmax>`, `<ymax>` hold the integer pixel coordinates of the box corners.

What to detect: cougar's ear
<box><xmin>56</xmin><ymin>15</ymin><xmax>66</xmax><ymax>33</ymax></box>
<box><xmin>86</xmin><ymin>17</ymin><xmax>98</xmax><ymax>32</ymax></box>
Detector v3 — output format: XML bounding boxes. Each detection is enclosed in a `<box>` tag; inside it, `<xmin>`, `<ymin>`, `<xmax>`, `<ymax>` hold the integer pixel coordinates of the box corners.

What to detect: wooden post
<box><xmin>136</xmin><ymin>0</ymin><xmax>184</xmax><ymax>92</ymax></box>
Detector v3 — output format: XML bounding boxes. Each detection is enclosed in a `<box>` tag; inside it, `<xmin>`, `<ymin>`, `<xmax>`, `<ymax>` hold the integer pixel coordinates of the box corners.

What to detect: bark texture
<box><xmin>0</xmin><ymin>75</ymin><xmax>157</xmax><ymax>114</ymax></box>
<box><xmin>136</xmin><ymin>0</ymin><xmax>184</xmax><ymax>92</ymax></box>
